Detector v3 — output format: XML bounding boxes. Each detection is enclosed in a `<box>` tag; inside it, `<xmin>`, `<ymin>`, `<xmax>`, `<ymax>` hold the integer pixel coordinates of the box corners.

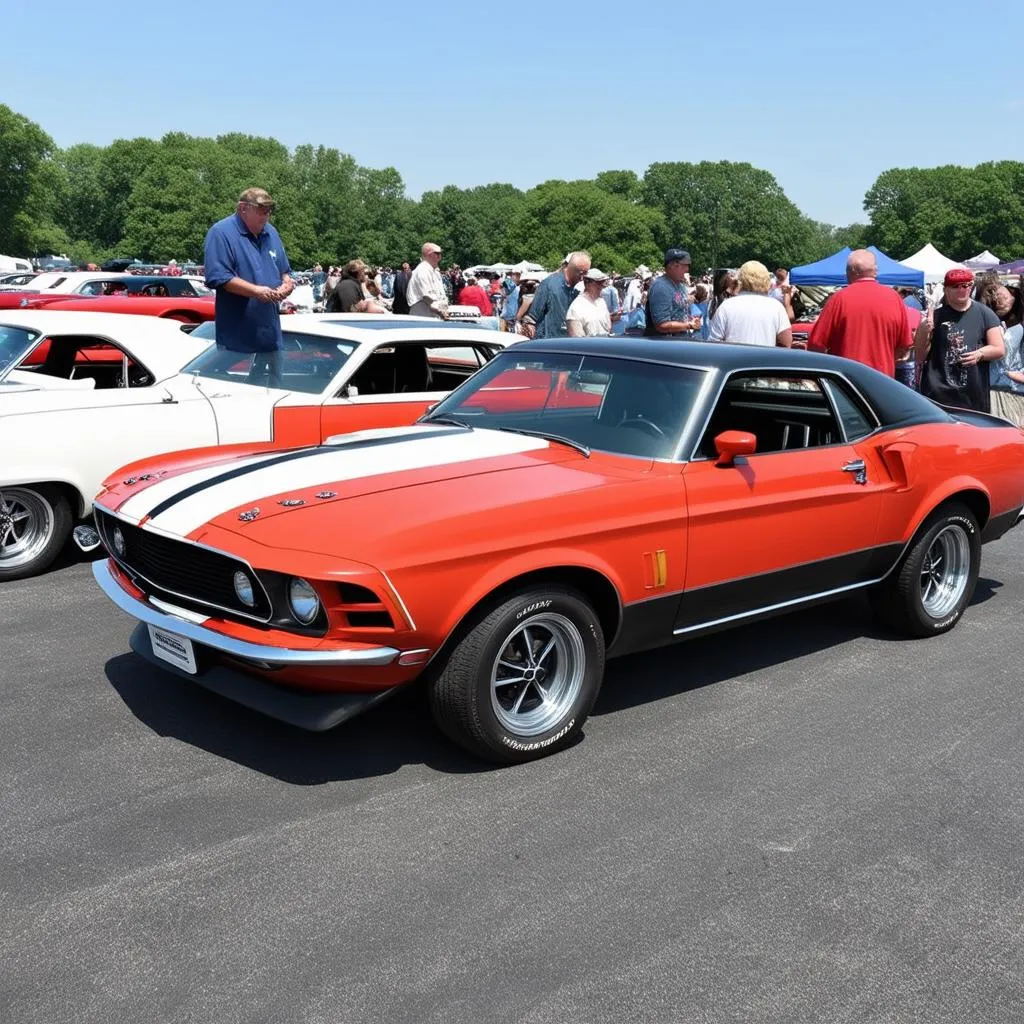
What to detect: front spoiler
<box><xmin>128</xmin><ymin>623</ymin><xmax>403</xmax><ymax>731</ymax></box>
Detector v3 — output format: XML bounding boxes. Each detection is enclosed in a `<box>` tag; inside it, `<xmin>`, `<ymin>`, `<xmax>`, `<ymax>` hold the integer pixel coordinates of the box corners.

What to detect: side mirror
<box><xmin>714</xmin><ymin>430</ymin><xmax>756</xmax><ymax>466</ymax></box>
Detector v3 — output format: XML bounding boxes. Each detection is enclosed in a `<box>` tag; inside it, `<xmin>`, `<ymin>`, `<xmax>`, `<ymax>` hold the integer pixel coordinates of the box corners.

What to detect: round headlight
<box><xmin>112</xmin><ymin>527</ymin><xmax>126</xmax><ymax>557</ymax></box>
<box><xmin>288</xmin><ymin>578</ymin><xmax>320</xmax><ymax>625</ymax></box>
<box><xmin>233</xmin><ymin>570</ymin><xmax>256</xmax><ymax>607</ymax></box>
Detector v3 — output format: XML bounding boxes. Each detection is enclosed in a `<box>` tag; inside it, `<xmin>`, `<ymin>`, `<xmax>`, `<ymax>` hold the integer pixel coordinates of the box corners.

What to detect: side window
<box><xmin>823</xmin><ymin>379</ymin><xmax>875</xmax><ymax>441</ymax></box>
<box><xmin>345</xmin><ymin>344</ymin><xmax>432</xmax><ymax>396</ymax></box>
<box><xmin>697</xmin><ymin>374</ymin><xmax>840</xmax><ymax>458</ymax></box>
<box><xmin>32</xmin><ymin>335</ymin><xmax>154</xmax><ymax>388</ymax></box>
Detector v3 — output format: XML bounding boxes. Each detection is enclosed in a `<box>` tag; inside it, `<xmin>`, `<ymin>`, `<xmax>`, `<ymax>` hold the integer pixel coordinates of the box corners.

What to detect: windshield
<box><xmin>181</xmin><ymin>324</ymin><xmax>356</xmax><ymax>394</ymax></box>
<box><xmin>425</xmin><ymin>351</ymin><xmax>707</xmax><ymax>460</ymax></box>
<box><xmin>0</xmin><ymin>325</ymin><xmax>41</xmax><ymax>381</ymax></box>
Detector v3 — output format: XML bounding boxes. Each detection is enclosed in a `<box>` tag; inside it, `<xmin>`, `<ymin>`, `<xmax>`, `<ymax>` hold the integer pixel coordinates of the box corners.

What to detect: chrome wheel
<box><xmin>920</xmin><ymin>524</ymin><xmax>971</xmax><ymax>619</ymax></box>
<box><xmin>0</xmin><ymin>487</ymin><xmax>55</xmax><ymax>569</ymax></box>
<box><xmin>490</xmin><ymin>612</ymin><xmax>586</xmax><ymax>737</ymax></box>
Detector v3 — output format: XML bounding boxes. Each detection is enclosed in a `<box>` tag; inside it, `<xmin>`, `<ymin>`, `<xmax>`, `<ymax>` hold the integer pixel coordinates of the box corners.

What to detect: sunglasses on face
<box><xmin>247</xmin><ymin>202</ymin><xmax>275</xmax><ymax>214</ymax></box>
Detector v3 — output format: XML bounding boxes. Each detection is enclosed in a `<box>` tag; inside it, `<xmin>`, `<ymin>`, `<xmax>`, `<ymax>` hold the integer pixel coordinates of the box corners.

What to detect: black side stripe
<box><xmin>146</xmin><ymin>427</ymin><xmax>466</xmax><ymax>520</ymax></box>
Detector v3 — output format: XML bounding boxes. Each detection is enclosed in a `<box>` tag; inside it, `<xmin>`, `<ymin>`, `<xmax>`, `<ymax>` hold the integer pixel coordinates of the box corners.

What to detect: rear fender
<box><xmin>901</xmin><ymin>477</ymin><xmax>990</xmax><ymax>543</ymax></box>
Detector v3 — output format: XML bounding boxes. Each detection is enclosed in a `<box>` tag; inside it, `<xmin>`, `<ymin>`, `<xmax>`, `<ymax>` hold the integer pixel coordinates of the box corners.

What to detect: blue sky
<box><xmin>5</xmin><ymin>0</ymin><xmax>1022</xmax><ymax>233</ymax></box>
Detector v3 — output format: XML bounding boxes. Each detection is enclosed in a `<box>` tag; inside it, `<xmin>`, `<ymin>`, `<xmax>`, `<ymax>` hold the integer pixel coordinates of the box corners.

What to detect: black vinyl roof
<box><xmin>508</xmin><ymin>337</ymin><xmax>952</xmax><ymax>430</ymax></box>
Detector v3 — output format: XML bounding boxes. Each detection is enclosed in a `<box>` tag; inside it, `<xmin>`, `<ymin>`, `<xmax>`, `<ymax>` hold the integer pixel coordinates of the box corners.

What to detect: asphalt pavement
<box><xmin>3</xmin><ymin>535</ymin><xmax>1024</xmax><ymax>1024</ymax></box>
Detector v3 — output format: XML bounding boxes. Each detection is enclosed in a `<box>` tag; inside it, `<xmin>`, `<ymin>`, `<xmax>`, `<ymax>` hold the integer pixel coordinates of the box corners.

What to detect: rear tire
<box><xmin>872</xmin><ymin>502</ymin><xmax>980</xmax><ymax>637</ymax></box>
<box><xmin>429</xmin><ymin>587</ymin><xmax>605</xmax><ymax>764</ymax></box>
<box><xmin>0</xmin><ymin>484</ymin><xmax>73</xmax><ymax>581</ymax></box>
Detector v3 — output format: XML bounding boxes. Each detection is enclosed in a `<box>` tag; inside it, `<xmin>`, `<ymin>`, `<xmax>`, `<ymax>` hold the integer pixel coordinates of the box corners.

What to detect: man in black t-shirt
<box><xmin>916</xmin><ymin>268</ymin><xmax>1004</xmax><ymax>411</ymax></box>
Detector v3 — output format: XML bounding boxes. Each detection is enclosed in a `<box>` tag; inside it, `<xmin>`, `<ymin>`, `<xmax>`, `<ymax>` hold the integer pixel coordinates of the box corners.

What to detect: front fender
<box><xmin>433</xmin><ymin>545</ymin><xmax>626</xmax><ymax>645</ymax></box>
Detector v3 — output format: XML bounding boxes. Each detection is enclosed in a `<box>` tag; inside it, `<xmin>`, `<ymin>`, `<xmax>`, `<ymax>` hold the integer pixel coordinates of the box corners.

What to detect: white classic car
<box><xmin>0</xmin><ymin>311</ymin><xmax>512</xmax><ymax>579</ymax></box>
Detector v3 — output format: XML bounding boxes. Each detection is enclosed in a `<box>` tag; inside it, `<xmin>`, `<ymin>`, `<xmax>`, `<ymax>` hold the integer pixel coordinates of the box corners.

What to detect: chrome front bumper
<box><xmin>93</xmin><ymin>559</ymin><xmax>400</xmax><ymax>667</ymax></box>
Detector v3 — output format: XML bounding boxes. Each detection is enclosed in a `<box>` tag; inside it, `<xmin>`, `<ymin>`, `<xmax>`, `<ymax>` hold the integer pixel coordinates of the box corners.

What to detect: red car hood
<box><xmin>106</xmin><ymin>425</ymin><xmax>578</xmax><ymax>541</ymax></box>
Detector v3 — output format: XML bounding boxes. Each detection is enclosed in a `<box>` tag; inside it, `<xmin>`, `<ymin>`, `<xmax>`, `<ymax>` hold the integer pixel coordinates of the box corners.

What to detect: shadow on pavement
<box><xmin>104</xmin><ymin>653</ymin><xmax>486</xmax><ymax>785</ymax></box>
<box><xmin>105</xmin><ymin>581</ymin><xmax>1004</xmax><ymax>783</ymax></box>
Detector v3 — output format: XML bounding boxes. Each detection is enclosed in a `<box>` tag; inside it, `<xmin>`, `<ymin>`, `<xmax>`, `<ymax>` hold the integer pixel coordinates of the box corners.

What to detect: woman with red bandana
<box><xmin>916</xmin><ymin>268</ymin><xmax>1005</xmax><ymax>412</ymax></box>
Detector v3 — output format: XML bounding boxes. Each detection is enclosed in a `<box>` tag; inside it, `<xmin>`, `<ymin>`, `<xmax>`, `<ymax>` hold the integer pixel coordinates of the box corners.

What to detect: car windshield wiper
<box><xmin>492</xmin><ymin>425</ymin><xmax>590</xmax><ymax>458</ymax></box>
<box><xmin>422</xmin><ymin>414</ymin><xmax>473</xmax><ymax>429</ymax></box>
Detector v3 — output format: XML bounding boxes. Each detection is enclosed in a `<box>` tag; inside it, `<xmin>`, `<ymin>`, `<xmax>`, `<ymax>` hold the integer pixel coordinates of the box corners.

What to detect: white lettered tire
<box><xmin>872</xmin><ymin>501</ymin><xmax>981</xmax><ymax>637</ymax></box>
<box><xmin>430</xmin><ymin>587</ymin><xmax>606</xmax><ymax>763</ymax></box>
<box><xmin>0</xmin><ymin>484</ymin><xmax>73</xmax><ymax>581</ymax></box>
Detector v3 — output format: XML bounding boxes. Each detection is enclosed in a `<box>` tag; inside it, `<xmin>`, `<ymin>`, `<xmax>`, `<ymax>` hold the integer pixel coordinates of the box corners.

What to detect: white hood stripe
<box><xmin>118</xmin><ymin>448</ymin><xmax>293</xmax><ymax>525</ymax></box>
<box><xmin>117</xmin><ymin>425</ymin><xmax>458</xmax><ymax>525</ymax></box>
<box><xmin>145</xmin><ymin>428</ymin><xmax>549</xmax><ymax>537</ymax></box>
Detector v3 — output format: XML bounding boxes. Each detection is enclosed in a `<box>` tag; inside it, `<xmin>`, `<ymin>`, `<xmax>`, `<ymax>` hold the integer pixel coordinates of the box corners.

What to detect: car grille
<box><xmin>96</xmin><ymin>509</ymin><xmax>272</xmax><ymax>621</ymax></box>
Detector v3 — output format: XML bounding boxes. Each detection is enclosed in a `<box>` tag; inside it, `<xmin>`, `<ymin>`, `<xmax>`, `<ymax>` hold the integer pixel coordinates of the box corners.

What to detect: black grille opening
<box><xmin>338</xmin><ymin>582</ymin><xmax>382</xmax><ymax>603</ymax></box>
<box><xmin>96</xmin><ymin>510</ymin><xmax>272</xmax><ymax>621</ymax></box>
<box><xmin>346</xmin><ymin>611</ymin><xmax>394</xmax><ymax>628</ymax></box>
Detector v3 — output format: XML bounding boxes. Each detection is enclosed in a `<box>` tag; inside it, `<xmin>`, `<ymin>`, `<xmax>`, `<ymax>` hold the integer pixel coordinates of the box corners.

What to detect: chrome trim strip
<box><xmin>671</xmin><ymin>576</ymin><xmax>882</xmax><ymax>636</ymax></box>
<box><xmin>378</xmin><ymin>569</ymin><xmax>417</xmax><ymax>631</ymax></box>
<box><xmin>94</xmin><ymin>560</ymin><xmax>399</xmax><ymax>667</ymax></box>
<box><xmin>94</xmin><ymin>502</ymin><xmax>274</xmax><ymax>625</ymax></box>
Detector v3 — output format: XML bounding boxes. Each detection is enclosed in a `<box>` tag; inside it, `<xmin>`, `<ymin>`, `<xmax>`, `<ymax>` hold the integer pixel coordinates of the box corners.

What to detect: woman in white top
<box><xmin>566</xmin><ymin>268</ymin><xmax>613</xmax><ymax>337</ymax></box>
<box><xmin>708</xmin><ymin>260</ymin><xmax>792</xmax><ymax>348</ymax></box>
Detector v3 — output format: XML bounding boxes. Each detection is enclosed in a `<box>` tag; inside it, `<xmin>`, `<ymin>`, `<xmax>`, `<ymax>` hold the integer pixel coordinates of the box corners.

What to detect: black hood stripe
<box><xmin>146</xmin><ymin>426</ymin><xmax>467</xmax><ymax>520</ymax></box>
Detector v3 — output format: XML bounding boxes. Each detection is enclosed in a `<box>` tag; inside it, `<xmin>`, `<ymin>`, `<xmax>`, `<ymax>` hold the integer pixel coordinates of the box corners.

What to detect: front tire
<box><xmin>429</xmin><ymin>587</ymin><xmax>606</xmax><ymax>763</ymax></box>
<box><xmin>0</xmin><ymin>485</ymin><xmax>73</xmax><ymax>581</ymax></box>
<box><xmin>872</xmin><ymin>502</ymin><xmax>980</xmax><ymax>637</ymax></box>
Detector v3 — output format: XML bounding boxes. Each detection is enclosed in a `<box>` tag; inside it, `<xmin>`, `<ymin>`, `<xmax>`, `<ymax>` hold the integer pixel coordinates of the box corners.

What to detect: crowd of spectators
<box><xmin>293</xmin><ymin>241</ymin><xmax>1024</xmax><ymax>425</ymax></box>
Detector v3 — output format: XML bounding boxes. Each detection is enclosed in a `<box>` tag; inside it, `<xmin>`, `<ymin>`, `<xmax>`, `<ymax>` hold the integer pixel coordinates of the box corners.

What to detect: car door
<box><xmin>676</xmin><ymin>371</ymin><xmax>890</xmax><ymax>634</ymax></box>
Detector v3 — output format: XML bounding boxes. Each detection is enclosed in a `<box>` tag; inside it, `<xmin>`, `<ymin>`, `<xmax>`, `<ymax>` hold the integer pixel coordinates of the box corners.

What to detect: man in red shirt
<box><xmin>808</xmin><ymin>250</ymin><xmax>913</xmax><ymax>376</ymax></box>
<box><xmin>457</xmin><ymin>275</ymin><xmax>493</xmax><ymax>316</ymax></box>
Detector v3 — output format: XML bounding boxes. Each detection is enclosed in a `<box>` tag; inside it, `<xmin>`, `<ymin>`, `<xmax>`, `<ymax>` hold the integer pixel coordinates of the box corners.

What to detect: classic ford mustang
<box><xmin>92</xmin><ymin>339</ymin><xmax>1024</xmax><ymax>762</ymax></box>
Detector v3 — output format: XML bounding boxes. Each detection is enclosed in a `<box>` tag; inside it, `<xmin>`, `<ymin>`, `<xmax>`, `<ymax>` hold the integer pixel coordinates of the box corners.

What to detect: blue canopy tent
<box><xmin>790</xmin><ymin>246</ymin><xmax>924</xmax><ymax>288</ymax></box>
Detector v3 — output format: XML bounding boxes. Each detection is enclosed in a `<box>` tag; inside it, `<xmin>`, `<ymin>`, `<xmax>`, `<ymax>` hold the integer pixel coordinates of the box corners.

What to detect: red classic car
<box><xmin>0</xmin><ymin>292</ymin><xmax>215</xmax><ymax>323</ymax></box>
<box><xmin>92</xmin><ymin>339</ymin><xmax>1024</xmax><ymax>762</ymax></box>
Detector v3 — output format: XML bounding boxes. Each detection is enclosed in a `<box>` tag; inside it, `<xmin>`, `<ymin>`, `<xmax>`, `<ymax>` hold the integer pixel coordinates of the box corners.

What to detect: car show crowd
<box><xmin>6</xmin><ymin>184</ymin><xmax>1023</xmax><ymax>428</ymax></box>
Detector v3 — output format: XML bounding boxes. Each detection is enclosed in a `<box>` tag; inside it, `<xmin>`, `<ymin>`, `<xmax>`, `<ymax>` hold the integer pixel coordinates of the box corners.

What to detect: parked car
<box><xmin>29</xmin><ymin>293</ymin><xmax>215</xmax><ymax>323</ymax></box>
<box><xmin>0</xmin><ymin>313</ymin><xmax>510</xmax><ymax>579</ymax></box>
<box><xmin>91</xmin><ymin>339</ymin><xmax>1024</xmax><ymax>762</ymax></box>
<box><xmin>4</xmin><ymin>272</ymin><xmax>210</xmax><ymax>297</ymax></box>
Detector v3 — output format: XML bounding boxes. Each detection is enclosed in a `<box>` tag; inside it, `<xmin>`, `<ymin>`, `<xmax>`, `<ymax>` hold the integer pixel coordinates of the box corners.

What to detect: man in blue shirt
<box><xmin>499</xmin><ymin>270</ymin><xmax>521</xmax><ymax>331</ymax></box>
<box><xmin>525</xmin><ymin>252</ymin><xmax>591</xmax><ymax>339</ymax></box>
<box><xmin>204</xmin><ymin>188</ymin><xmax>294</xmax><ymax>374</ymax></box>
<box><xmin>645</xmin><ymin>248</ymin><xmax>697</xmax><ymax>338</ymax></box>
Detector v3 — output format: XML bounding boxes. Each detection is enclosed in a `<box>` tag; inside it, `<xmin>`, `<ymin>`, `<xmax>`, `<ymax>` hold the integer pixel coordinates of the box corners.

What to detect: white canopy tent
<box><xmin>965</xmin><ymin>250</ymin><xmax>1002</xmax><ymax>269</ymax></box>
<box><xmin>900</xmin><ymin>243</ymin><xmax>967</xmax><ymax>284</ymax></box>
<box><xmin>509</xmin><ymin>260</ymin><xmax>546</xmax><ymax>274</ymax></box>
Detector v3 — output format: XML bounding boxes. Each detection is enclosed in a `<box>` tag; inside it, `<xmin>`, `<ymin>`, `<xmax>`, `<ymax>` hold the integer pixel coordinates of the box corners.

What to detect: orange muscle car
<box><xmin>92</xmin><ymin>339</ymin><xmax>1024</xmax><ymax>762</ymax></box>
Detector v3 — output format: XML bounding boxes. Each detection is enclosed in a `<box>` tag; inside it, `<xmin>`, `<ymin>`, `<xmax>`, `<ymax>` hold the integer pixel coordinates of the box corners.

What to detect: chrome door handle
<box><xmin>842</xmin><ymin>459</ymin><xmax>867</xmax><ymax>484</ymax></box>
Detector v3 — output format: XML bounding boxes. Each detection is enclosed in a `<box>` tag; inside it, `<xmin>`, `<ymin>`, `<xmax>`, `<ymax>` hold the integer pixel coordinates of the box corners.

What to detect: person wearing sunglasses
<box><xmin>916</xmin><ymin>267</ymin><xmax>1005</xmax><ymax>412</ymax></box>
<box><xmin>203</xmin><ymin>186</ymin><xmax>294</xmax><ymax>365</ymax></box>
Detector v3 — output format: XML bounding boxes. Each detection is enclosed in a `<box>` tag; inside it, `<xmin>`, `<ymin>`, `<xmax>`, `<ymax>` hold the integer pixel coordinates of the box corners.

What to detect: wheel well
<box><xmin>30</xmin><ymin>481</ymin><xmax>85</xmax><ymax>518</ymax></box>
<box><xmin>440</xmin><ymin>567</ymin><xmax>622</xmax><ymax>660</ymax></box>
<box><xmin>939</xmin><ymin>489</ymin><xmax>990</xmax><ymax>529</ymax></box>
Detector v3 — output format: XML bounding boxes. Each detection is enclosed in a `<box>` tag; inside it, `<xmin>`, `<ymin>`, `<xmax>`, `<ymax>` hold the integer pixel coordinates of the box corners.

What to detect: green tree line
<box><xmin>3</xmin><ymin>105</ymin><xmax>1021</xmax><ymax>273</ymax></box>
